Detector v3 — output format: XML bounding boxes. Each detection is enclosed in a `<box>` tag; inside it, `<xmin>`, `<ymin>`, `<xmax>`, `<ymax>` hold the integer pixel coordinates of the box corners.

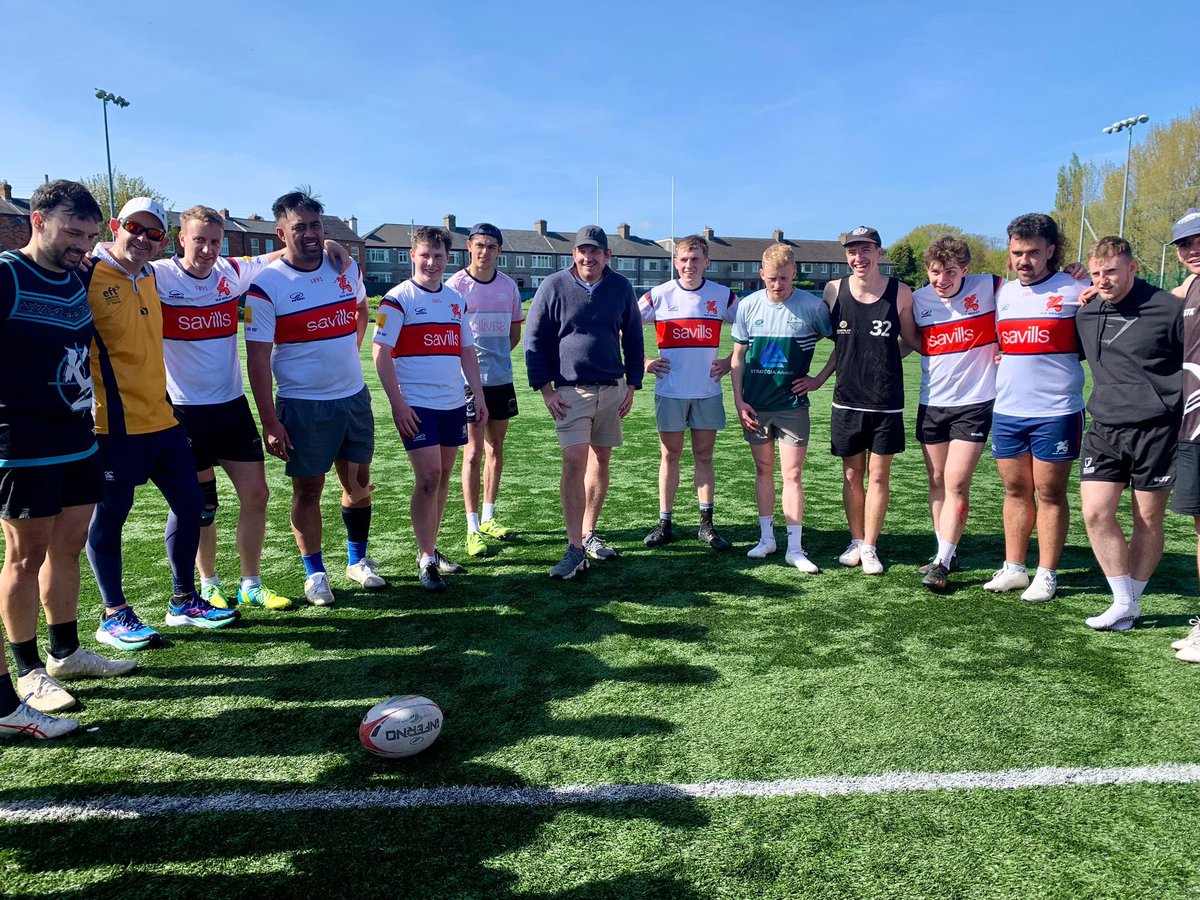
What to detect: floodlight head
<box><xmin>115</xmin><ymin>97</ymin><xmax>129</xmax><ymax>107</ymax></box>
<box><xmin>94</xmin><ymin>88</ymin><xmax>106</xmax><ymax>99</ymax></box>
<box><xmin>1137</xmin><ymin>114</ymin><xmax>1149</xmax><ymax>124</ymax></box>
<box><xmin>1102</xmin><ymin>126</ymin><xmax>1113</xmax><ymax>134</ymax></box>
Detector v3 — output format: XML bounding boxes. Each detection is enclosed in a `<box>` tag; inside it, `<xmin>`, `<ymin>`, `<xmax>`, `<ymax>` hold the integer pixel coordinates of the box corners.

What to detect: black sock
<box><xmin>48</xmin><ymin>620</ymin><xmax>80</xmax><ymax>660</ymax></box>
<box><xmin>341</xmin><ymin>505</ymin><xmax>372</xmax><ymax>543</ymax></box>
<box><xmin>9</xmin><ymin>639</ymin><xmax>43</xmax><ymax>677</ymax></box>
<box><xmin>0</xmin><ymin>675</ymin><xmax>19</xmax><ymax>717</ymax></box>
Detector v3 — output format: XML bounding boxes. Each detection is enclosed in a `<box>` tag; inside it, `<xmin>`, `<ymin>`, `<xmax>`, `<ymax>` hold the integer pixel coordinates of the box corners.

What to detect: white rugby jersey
<box><xmin>913</xmin><ymin>273</ymin><xmax>1001</xmax><ymax>407</ymax></box>
<box><xmin>639</xmin><ymin>279</ymin><xmax>738</xmax><ymax>399</ymax></box>
<box><xmin>445</xmin><ymin>268</ymin><xmax>522</xmax><ymax>386</ymax></box>
<box><xmin>153</xmin><ymin>255</ymin><xmax>270</xmax><ymax>405</ymax></box>
<box><xmin>994</xmin><ymin>271</ymin><xmax>1086</xmax><ymax>417</ymax></box>
<box><xmin>243</xmin><ymin>258</ymin><xmax>366</xmax><ymax>401</ymax></box>
<box><xmin>373</xmin><ymin>280</ymin><xmax>475</xmax><ymax>410</ymax></box>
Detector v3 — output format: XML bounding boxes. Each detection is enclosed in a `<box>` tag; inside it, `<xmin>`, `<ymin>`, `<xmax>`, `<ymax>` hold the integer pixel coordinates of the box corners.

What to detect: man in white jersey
<box><xmin>640</xmin><ymin>234</ymin><xmax>736</xmax><ymax>552</ymax></box>
<box><xmin>244</xmin><ymin>191</ymin><xmax>383</xmax><ymax>607</ymax></box>
<box><xmin>984</xmin><ymin>213</ymin><xmax>1087</xmax><ymax>603</ymax></box>
<box><xmin>900</xmin><ymin>236</ymin><xmax>1002</xmax><ymax>592</ymax></box>
<box><xmin>373</xmin><ymin>227</ymin><xmax>487</xmax><ymax>592</ymax></box>
<box><xmin>154</xmin><ymin>205</ymin><xmax>350</xmax><ymax>612</ymax></box>
<box><xmin>446</xmin><ymin>224</ymin><xmax>523</xmax><ymax>558</ymax></box>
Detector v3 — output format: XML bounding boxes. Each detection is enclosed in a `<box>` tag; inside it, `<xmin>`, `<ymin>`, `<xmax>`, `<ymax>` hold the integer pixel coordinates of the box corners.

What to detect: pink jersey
<box><xmin>639</xmin><ymin>279</ymin><xmax>738</xmax><ymax>399</ymax></box>
<box><xmin>243</xmin><ymin>258</ymin><xmax>366</xmax><ymax>401</ymax></box>
<box><xmin>445</xmin><ymin>268</ymin><xmax>522</xmax><ymax>386</ymax></box>
<box><xmin>994</xmin><ymin>272</ymin><xmax>1086</xmax><ymax>417</ymax></box>
<box><xmin>373</xmin><ymin>280</ymin><xmax>475</xmax><ymax>410</ymax></box>
<box><xmin>913</xmin><ymin>273</ymin><xmax>1001</xmax><ymax>407</ymax></box>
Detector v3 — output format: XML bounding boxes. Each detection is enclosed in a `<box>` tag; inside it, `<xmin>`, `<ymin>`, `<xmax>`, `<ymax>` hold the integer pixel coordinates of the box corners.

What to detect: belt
<box><xmin>557</xmin><ymin>380</ymin><xmax>619</xmax><ymax>388</ymax></box>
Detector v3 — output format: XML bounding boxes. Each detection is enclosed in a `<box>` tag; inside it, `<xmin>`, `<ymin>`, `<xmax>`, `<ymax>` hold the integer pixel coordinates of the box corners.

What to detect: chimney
<box><xmin>248</xmin><ymin>213</ymin><xmax>262</xmax><ymax>221</ymax></box>
<box><xmin>347</xmin><ymin>216</ymin><xmax>359</xmax><ymax>235</ymax></box>
<box><xmin>534</xmin><ymin>219</ymin><xmax>547</xmax><ymax>235</ymax></box>
<box><xmin>444</xmin><ymin>214</ymin><xmax>456</xmax><ymax>231</ymax></box>
<box><xmin>617</xmin><ymin>222</ymin><xmax>631</xmax><ymax>239</ymax></box>
<box><xmin>772</xmin><ymin>229</ymin><xmax>783</xmax><ymax>242</ymax></box>
<box><xmin>0</xmin><ymin>181</ymin><xmax>10</xmax><ymax>202</ymax></box>
<box><xmin>219</xmin><ymin>208</ymin><xmax>230</xmax><ymax>219</ymax></box>
<box><xmin>702</xmin><ymin>226</ymin><xmax>714</xmax><ymax>241</ymax></box>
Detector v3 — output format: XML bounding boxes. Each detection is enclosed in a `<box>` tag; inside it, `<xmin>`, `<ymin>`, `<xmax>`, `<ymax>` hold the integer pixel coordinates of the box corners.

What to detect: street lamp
<box><xmin>94</xmin><ymin>89</ymin><xmax>130</xmax><ymax>221</ymax></box>
<box><xmin>1101</xmin><ymin>114</ymin><xmax>1149</xmax><ymax>238</ymax></box>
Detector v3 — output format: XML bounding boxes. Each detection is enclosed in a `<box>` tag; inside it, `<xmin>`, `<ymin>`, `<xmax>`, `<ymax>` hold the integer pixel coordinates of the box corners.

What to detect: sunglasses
<box><xmin>120</xmin><ymin>220</ymin><xmax>167</xmax><ymax>242</ymax></box>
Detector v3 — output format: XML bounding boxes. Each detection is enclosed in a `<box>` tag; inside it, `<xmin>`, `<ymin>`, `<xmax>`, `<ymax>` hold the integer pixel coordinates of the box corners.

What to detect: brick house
<box><xmin>0</xmin><ymin>182</ymin><xmax>31</xmax><ymax>251</ymax></box>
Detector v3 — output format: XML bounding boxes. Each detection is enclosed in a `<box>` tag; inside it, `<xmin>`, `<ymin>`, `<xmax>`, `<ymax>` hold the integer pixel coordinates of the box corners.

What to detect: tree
<box><xmin>79</xmin><ymin>171</ymin><xmax>171</xmax><ymax>242</ymax></box>
<box><xmin>888</xmin><ymin>224</ymin><xmax>1008</xmax><ymax>285</ymax></box>
<box><xmin>885</xmin><ymin>241</ymin><xmax>923</xmax><ymax>288</ymax></box>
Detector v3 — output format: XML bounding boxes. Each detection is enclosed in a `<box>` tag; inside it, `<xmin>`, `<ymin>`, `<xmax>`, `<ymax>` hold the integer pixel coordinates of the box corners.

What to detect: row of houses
<box><xmin>0</xmin><ymin>181</ymin><xmax>892</xmax><ymax>294</ymax></box>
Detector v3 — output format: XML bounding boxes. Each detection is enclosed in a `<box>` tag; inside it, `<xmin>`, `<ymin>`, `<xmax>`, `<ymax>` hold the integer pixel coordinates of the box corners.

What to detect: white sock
<box><xmin>1005</xmin><ymin>561</ymin><xmax>1027</xmax><ymax>573</ymax></box>
<box><xmin>860</xmin><ymin>544</ymin><xmax>876</xmax><ymax>555</ymax></box>
<box><xmin>239</xmin><ymin>575</ymin><xmax>261</xmax><ymax>593</ymax></box>
<box><xmin>786</xmin><ymin>525</ymin><xmax>802</xmax><ymax>552</ymax></box>
<box><xmin>759</xmin><ymin>516</ymin><xmax>774</xmax><ymax>541</ymax></box>
<box><xmin>1131</xmin><ymin>578</ymin><xmax>1149</xmax><ymax>600</ymax></box>
<box><xmin>936</xmin><ymin>538</ymin><xmax>957</xmax><ymax>566</ymax></box>
<box><xmin>201</xmin><ymin>576</ymin><xmax>221</xmax><ymax>590</ymax></box>
<box><xmin>934</xmin><ymin>531</ymin><xmax>942</xmax><ymax>553</ymax></box>
<box><xmin>482</xmin><ymin>502</ymin><xmax>496</xmax><ymax>522</ymax></box>
<box><xmin>419</xmin><ymin>554</ymin><xmax>436</xmax><ymax>569</ymax></box>
<box><xmin>1106</xmin><ymin>574</ymin><xmax>1135</xmax><ymax>607</ymax></box>
<box><xmin>466</xmin><ymin>512</ymin><xmax>480</xmax><ymax>532</ymax></box>
<box><xmin>1036</xmin><ymin>567</ymin><xmax>1056</xmax><ymax>580</ymax></box>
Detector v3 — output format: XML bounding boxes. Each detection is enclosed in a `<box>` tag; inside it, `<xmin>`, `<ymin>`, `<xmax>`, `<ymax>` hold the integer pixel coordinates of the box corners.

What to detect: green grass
<box><xmin>4</xmin><ymin>326</ymin><xmax>1200</xmax><ymax>898</ymax></box>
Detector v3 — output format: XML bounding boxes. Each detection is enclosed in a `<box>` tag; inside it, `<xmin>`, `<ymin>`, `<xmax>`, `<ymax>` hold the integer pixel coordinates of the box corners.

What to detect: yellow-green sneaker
<box><xmin>237</xmin><ymin>584</ymin><xmax>294</xmax><ymax>610</ymax></box>
<box><xmin>466</xmin><ymin>530</ymin><xmax>489</xmax><ymax>557</ymax></box>
<box><xmin>202</xmin><ymin>583</ymin><xmax>231</xmax><ymax>609</ymax></box>
<box><xmin>479</xmin><ymin>519</ymin><xmax>512</xmax><ymax>540</ymax></box>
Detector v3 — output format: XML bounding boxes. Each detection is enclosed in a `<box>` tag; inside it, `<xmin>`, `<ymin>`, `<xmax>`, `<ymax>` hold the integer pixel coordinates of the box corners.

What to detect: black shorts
<box><xmin>831</xmin><ymin>407</ymin><xmax>905</xmax><ymax>457</ymax></box>
<box><xmin>465</xmin><ymin>382</ymin><xmax>519</xmax><ymax>422</ymax></box>
<box><xmin>1173</xmin><ymin>441</ymin><xmax>1200</xmax><ymax>515</ymax></box>
<box><xmin>0</xmin><ymin>451</ymin><xmax>104</xmax><ymax>519</ymax></box>
<box><xmin>174</xmin><ymin>397</ymin><xmax>264</xmax><ymax>471</ymax></box>
<box><xmin>1081</xmin><ymin>420</ymin><xmax>1176</xmax><ymax>490</ymax></box>
<box><xmin>916</xmin><ymin>401</ymin><xmax>993</xmax><ymax>445</ymax></box>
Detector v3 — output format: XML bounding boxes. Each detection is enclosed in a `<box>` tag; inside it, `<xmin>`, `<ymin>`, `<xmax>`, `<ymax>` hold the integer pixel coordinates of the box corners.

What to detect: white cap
<box><xmin>116</xmin><ymin>197</ymin><xmax>167</xmax><ymax>230</ymax></box>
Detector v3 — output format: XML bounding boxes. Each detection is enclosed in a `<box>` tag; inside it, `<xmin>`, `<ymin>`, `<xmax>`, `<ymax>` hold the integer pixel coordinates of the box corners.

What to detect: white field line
<box><xmin>4</xmin><ymin>762</ymin><xmax>1200</xmax><ymax>824</ymax></box>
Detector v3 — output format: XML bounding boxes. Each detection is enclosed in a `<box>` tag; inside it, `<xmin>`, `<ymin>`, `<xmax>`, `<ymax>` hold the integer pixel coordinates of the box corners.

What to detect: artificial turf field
<box><xmin>4</xmin><ymin>324</ymin><xmax>1200</xmax><ymax>898</ymax></box>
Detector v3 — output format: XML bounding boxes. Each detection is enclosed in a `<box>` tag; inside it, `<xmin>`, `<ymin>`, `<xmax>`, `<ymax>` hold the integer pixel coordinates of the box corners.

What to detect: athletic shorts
<box><xmin>916</xmin><ymin>401</ymin><xmax>994</xmax><ymax>445</ymax></box>
<box><xmin>0</xmin><ymin>451</ymin><xmax>103</xmax><ymax>519</ymax></box>
<box><xmin>466</xmin><ymin>382</ymin><xmax>519</xmax><ymax>422</ymax></box>
<box><xmin>656</xmin><ymin>394</ymin><xmax>726</xmax><ymax>433</ymax></box>
<box><xmin>554</xmin><ymin>381</ymin><xmax>625</xmax><ymax>449</ymax></box>
<box><xmin>830</xmin><ymin>407</ymin><xmax>905</xmax><ymax>457</ymax></box>
<box><xmin>743</xmin><ymin>406</ymin><xmax>810</xmax><ymax>447</ymax></box>
<box><xmin>404</xmin><ymin>405</ymin><xmax>469</xmax><ymax>451</ymax></box>
<box><xmin>276</xmin><ymin>385</ymin><xmax>374</xmax><ymax>479</ymax></box>
<box><xmin>1080</xmin><ymin>420</ymin><xmax>1176</xmax><ymax>489</ymax></box>
<box><xmin>1172</xmin><ymin>441</ymin><xmax>1200</xmax><ymax>515</ymax></box>
<box><xmin>991</xmin><ymin>411</ymin><xmax>1083</xmax><ymax>462</ymax></box>
<box><xmin>175</xmin><ymin>396</ymin><xmax>264</xmax><ymax>470</ymax></box>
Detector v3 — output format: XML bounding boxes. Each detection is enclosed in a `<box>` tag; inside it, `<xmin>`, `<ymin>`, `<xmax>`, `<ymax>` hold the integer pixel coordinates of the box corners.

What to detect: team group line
<box><xmin>2</xmin><ymin>178</ymin><xmax>1200</xmax><ymax>741</ymax></box>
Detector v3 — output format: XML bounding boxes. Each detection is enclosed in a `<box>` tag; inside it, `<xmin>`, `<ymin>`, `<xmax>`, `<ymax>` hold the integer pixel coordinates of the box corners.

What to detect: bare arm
<box><xmin>372</xmin><ymin>343</ymin><xmax>420</xmax><ymax>439</ymax></box>
<box><xmin>246</xmin><ymin>342</ymin><xmax>289</xmax><ymax>461</ymax></box>
<box><xmin>731</xmin><ymin>342</ymin><xmax>757</xmax><ymax>429</ymax></box>
<box><xmin>461</xmin><ymin>346</ymin><xmax>488</xmax><ymax>427</ymax></box>
<box><xmin>1175</xmin><ymin>273</ymin><xmax>1197</xmax><ymax>299</ymax></box>
<box><xmin>896</xmin><ymin>282</ymin><xmax>919</xmax><ymax>356</ymax></box>
<box><xmin>356</xmin><ymin>296</ymin><xmax>369</xmax><ymax>348</ymax></box>
<box><xmin>508</xmin><ymin>320</ymin><xmax>522</xmax><ymax>350</ymax></box>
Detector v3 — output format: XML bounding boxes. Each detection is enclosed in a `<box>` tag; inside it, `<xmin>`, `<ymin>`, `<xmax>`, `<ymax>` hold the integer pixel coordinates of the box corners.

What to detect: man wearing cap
<box><xmin>524</xmin><ymin>225</ymin><xmax>644</xmax><ymax>579</ymax></box>
<box><xmin>446</xmin><ymin>223</ymin><xmax>524</xmax><ymax>558</ymax></box>
<box><xmin>84</xmin><ymin>197</ymin><xmax>238</xmax><ymax>652</ymax></box>
<box><xmin>804</xmin><ymin>226</ymin><xmax>917</xmax><ymax>576</ymax></box>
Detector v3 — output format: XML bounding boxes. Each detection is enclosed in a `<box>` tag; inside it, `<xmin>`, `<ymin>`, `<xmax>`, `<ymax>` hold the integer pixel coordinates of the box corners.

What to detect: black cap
<box><xmin>469</xmin><ymin>222</ymin><xmax>503</xmax><ymax>245</ymax></box>
<box><xmin>574</xmin><ymin>225</ymin><xmax>608</xmax><ymax>250</ymax></box>
<box><xmin>839</xmin><ymin>226</ymin><xmax>882</xmax><ymax>247</ymax></box>
<box><xmin>1171</xmin><ymin>209</ymin><xmax>1200</xmax><ymax>245</ymax></box>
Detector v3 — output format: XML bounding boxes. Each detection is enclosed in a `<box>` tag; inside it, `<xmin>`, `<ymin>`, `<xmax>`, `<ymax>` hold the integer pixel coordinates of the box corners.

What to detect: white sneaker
<box><xmin>1085</xmin><ymin>600</ymin><xmax>1139</xmax><ymax>632</ymax></box>
<box><xmin>346</xmin><ymin>558</ymin><xmax>386</xmax><ymax>589</ymax></box>
<box><xmin>1171</xmin><ymin>617</ymin><xmax>1200</xmax><ymax>651</ymax></box>
<box><xmin>983</xmin><ymin>566</ymin><xmax>1030</xmax><ymax>593</ymax></box>
<box><xmin>1021</xmin><ymin>570</ymin><xmax>1057</xmax><ymax>603</ymax></box>
<box><xmin>15</xmin><ymin>668</ymin><xmax>76</xmax><ymax>713</ymax></box>
<box><xmin>45</xmin><ymin>646</ymin><xmax>138</xmax><ymax>681</ymax></box>
<box><xmin>859</xmin><ymin>546</ymin><xmax>884</xmax><ymax>575</ymax></box>
<box><xmin>304</xmin><ymin>572</ymin><xmax>336</xmax><ymax>607</ymax></box>
<box><xmin>1177</xmin><ymin>643</ymin><xmax>1200</xmax><ymax>663</ymax></box>
<box><xmin>0</xmin><ymin>700</ymin><xmax>78</xmax><ymax>740</ymax></box>
<box><xmin>784</xmin><ymin>548</ymin><xmax>820</xmax><ymax>573</ymax></box>
<box><xmin>747</xmin><ymin>538</ymin><xmax>777</xmax><ymax>559</ymax></box>
<box><xmin>838</xmin><ymin>542</ymin><xmax>862</xmax><ymax>567</ymax></box>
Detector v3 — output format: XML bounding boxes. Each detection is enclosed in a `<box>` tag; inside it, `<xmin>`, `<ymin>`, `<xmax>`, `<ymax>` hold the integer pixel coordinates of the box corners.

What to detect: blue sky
<box><xmin>2</xmin><ymin>1</ymin><xmax>1195</xmax><ymax>245</ymax></box>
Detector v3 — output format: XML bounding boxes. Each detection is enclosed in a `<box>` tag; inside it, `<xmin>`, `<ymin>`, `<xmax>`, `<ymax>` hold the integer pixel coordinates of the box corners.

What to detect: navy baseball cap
<box><xmin>574</xmin><ymin>225</ymin><xmax>608</xmax><ymax>250</ymax></box>
<box><xmin>469</xmin><ymin>222</ymin><xmax>503</xmax><ymax>245</ymax></box>
<box><xmin>840</xmin><ymin>226</ymin><xmax>882</xmax><ymax>247</ymax></box>
<box><xmin>1171</xmin><ymin>209</ymin><xmax>1200</xmax><ymax>245</ymax></box>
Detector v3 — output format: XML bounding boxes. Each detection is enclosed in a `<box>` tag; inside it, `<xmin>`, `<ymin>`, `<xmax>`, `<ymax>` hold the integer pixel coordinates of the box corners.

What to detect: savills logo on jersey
<box><xmin>925</xmin><ymin>325</ymin><xmax>977</xmax><ymax>351</ymax></box>
<box><xmin>671</xmin><ymin>322</ymin><xmax>714</xmax><ymax>342</ymax></box>
<box><xmin>176</xmin><ymin>309</ymin><xmax>233</xmax><ymax>332</ymax></box>
<box><xmin>307</xmin><ymin>308</ymin><xmax>355</xmax><ymax>332</ymax></box>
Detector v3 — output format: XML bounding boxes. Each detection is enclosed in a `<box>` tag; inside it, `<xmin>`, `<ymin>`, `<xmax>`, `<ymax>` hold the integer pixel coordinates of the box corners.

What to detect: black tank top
<box><xmin>831</xmin><ymin>276</ymin><xmax>904</xmax><ymax>410</ymax></box>
<box><xmin>1181</xmin><ymin>276</ymin><xmax>1200</xmax><ymax>441</ymax></box>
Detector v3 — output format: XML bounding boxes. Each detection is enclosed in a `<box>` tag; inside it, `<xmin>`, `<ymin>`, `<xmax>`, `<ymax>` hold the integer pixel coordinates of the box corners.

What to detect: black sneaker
<box><xmin>919</xmin><ymin>554</ymin><xmax>959</xmax><ymax>575</ymax></box>
<box><xmin>644</xmin><ymin>520</ymin><xmax>675</xmax><ymax>547</ymax></box>
<box><xmin>922</xmin><ymin>562</ymin><xmax>950</xmax><ymax>593</ymax></box>
<box><xmin>435</xmin><ymin>550</ymin><xmax>466</xmax><ymax>575</ymax></box>
<box><xmin>419</xmin><ymin>562</ymin><xmax>446</xmax><ymax>592</ymax></box>
<box><xmin>697</xmin><ymin>521</ymin><xmax>732</xmax><ymax>551</ymax></box>
<box><xmin>583</xmin><ymin>532</ymin><xmax>618</xmax><ymax>561</ymax></box>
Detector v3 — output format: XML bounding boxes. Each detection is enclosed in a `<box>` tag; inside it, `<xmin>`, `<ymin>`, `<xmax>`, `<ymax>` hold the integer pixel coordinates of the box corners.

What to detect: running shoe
<box><xmin>420</xmin><ymin>561</ymin><xmax>447</xmax><ymax>592</ymax></box>
<box><xmin>165</xmin><ymin>593</ymin><xmax>240</xmax><ymax>629</ymax></box>
<box><xmin>346</xmin><ymin>558</ymin><xmax>387</xmax><ymax>588</ymax></box>
<box><xmin>16</xmin><ymin>668</ymin><xmax>76</xmax><ymax>713</ymax></box>
<box><xmin>479</xmin><ymin>519</ymin><xmax>512</xmax><ymax>540</ymax></box>
<box><xmin>0</xmin><ymin>700</ymin><xmax>78</xmax><ymax>740</ymax></box>
<box><xmin>784</xmin><ymin>548</ymin><xmax>820</xmax><ymax>574</ymax></box>
<box><xmin>202</xmin><ymin>583</ymin><xmax>232</xmax><ymax>609</ymax></box>
<box><xmin>583</xmin><ymin>532</ymin><xmax>618</xmax><ymax>561</ymax></box>
<box><xmin>466</xmin><ymin>531</ymin><xmax>489</xmax><ymax>557</ymax></box>
<box><xmin>922</xmin><ymin>562</ymin><xmax>950</xmax><ymax>593</ymax></box>
<box><xmin>304</xmin><ymin>572</ymin><xmax>336</xmax><ymax>607</ymax></box>
<box><xmin>95</xmin><ymin>606</ymin><xmax>160</xmax><ymax>652</ymax></box>
<box><xmin>1177</xmin><ymin>643</ymin><xmax>1200</xmax><ymax>663</ymax></box>
<box><xmin>697</xmin><ymin>521</ymin><xmax>732</xmax><ymax>551</ymax></box>
<box><xmin>860</xmin><ymin>546</ymin><xmax>884</xmax><ymax>575</ymax></box>
<box><xmin>747</xmin><ymin>538</ymin><xmax>777</xmax><ymax>559</ymax></box>
<box><xmin>435</xmin><ymin>551</ymin><xmax>466</xmax><ymax>575</ymax></box>
<box><xmin>45</xmin><ymin>646</ymin><xmax>137</xmax><ymax>680</ymax></box>
<box><xmin>550</xmin><ymin>545</ymin><xmax>589</xmax><ymax>580</ymax></box>
<box><xmin>983</xmin><ymin>567</ymin><xmax>1030</xmax><ymax>593</ymax></box>
<box><xmin>838</xmin><ymin>542</ymin><xmax>862</xmax><ymax>567</ymax></box>
<box><xmin>1172</xmin><ymin>617</ymin><xmax>1200</xmax><ymax>651</ymax></box>
<box><xmin>644</xmin><ymin>520</ymin><xmax>675</xmax><ymax>547</ymax></box>
<box><xmin>1021</xmin><ymin>570</ymin><xmax>1057</xmax><ymax>603</ymax></box>
<box><xmin>919</xmin><ymin>555</ymin><xmax>960</xmax><ymax>575</ymax></box>
<box><xmin>237</xmin><ymin>584</ymin><xmax>294</xmax><ymax>610</ymax></box>
<box><xmin>1085</xmin><ymin>600</ymin><xmax>1138</xmax><ymax>632</ymax></box>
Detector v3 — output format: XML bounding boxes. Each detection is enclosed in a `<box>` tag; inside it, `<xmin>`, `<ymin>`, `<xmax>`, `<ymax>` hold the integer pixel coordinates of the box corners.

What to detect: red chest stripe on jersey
<box><xmin>656</xmin><ymin>318</ymin><xmax>722</xmax><ymax>349</ymax></box>
<box><xmin>996</xmin><ymin>317</ymin><xmax>1078</xmax><ymax>355</ymax></box>
<box><xmin>274</xmin><ymin>299</ymin><xmax>358</xmax><ymax>344</ymax></box>
<box><xmin>919</xmin><ymin>314</ymin><xmax>997</xmax><ymax>355</ymax></box>
<box><xmin>392</xmin><ymin>322</ymin><xmax>462</xmax><ymax>357</ymax></box>
<box><xmin>162</xmin><ymin>298</ymin><xmax>239</xmax><ymax>341</ymax></box>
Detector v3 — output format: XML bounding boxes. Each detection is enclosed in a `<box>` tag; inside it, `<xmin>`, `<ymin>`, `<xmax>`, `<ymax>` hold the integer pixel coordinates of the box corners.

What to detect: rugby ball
<box><xmin>359</xmin><ymin>695</ymin><xmax>443</xmax><ymax>759</ymax></box>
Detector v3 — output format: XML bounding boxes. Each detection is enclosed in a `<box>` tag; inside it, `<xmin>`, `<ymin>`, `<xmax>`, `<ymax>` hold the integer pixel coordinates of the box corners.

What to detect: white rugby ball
<box><xmin>359</xmin><ymin>695</ymin><xmax>443</xmax><ymax>759</ymax></box>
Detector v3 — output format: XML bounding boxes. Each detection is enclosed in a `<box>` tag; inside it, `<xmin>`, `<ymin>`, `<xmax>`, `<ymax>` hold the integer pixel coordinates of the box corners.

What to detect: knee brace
<box><xmin>199</xmin><ymin>478</ymin><xmax>219</xmax><ymax>527</ymax></box>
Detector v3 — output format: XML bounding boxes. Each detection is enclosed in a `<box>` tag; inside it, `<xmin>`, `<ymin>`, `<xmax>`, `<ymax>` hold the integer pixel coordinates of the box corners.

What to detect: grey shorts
<box><xmin>276</xmin><ymin>385</ymin><xmax>374</xmax><ymax>478</ymax></box>
<box><xmin>655</xmin><ymin>394</ymin><xmax>726</xmax><ymax>432</ymax></box>
<box><xmin>743</xmin><ymin>406</ymin><xmax>811</xmax><ymax>447</ymax></box>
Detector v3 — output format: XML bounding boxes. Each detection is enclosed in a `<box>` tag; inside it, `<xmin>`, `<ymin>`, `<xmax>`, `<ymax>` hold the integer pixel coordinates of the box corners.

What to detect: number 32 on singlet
<box><xmin>869</xmin><ymin>320</ymin><xmax>892</xmax><ymax>337</ymax></box>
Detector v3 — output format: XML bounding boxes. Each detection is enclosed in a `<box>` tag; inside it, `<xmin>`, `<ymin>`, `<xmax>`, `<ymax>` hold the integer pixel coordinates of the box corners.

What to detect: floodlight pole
<box><xmin>95</xmin><ymin>89</ymin><xmax>130</xmax><ymax>220</ymax></box>
<box><xmin>1101</xmin><ymin>114</ymin><xmax>1149</xmax><ymax>238</ymax></box>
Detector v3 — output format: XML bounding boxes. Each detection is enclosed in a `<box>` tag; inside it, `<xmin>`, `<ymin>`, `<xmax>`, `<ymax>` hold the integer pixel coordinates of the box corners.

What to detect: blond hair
<box><xmin>179</xmin><ymin>205</ymin><xmax>224</xmax><ymax>230</ymax></box>
<box><xmin>762</xmin><ymin>243</ymin><xmax>794</xmax><ymax>269</ymax></box>
<box><xmin>1088</xmin><ymin>235</ymin><xmax>1134</xmax><ymax>263</ymax></box>
<box><xmin>675</xmin><ymin>235</ymin><xmax>709</xmax><ymax>257</ymax></box>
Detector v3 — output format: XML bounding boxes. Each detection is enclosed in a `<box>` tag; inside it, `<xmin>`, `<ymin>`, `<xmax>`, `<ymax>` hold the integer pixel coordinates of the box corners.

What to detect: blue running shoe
<box><xmin>95</xmin><ymin>606</ymin><xmax>161</xmax><ymax>651</ymax></box>
<box><xmin>165</xmin><ymin>593</ymin><xmax>240</xmax><ymax>630</ymax></box>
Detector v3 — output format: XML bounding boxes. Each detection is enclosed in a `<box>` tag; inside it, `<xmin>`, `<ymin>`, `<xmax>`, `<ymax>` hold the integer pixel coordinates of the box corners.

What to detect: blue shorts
<box><xmin>991</xmin><ymin>411</ymin><xmax>1084</xmax><ymax>462</ymax></box>
<box><xmin>403</xmin><ymin>405</ymin><xmax>468</xmax><ymax>451</ymax></box>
